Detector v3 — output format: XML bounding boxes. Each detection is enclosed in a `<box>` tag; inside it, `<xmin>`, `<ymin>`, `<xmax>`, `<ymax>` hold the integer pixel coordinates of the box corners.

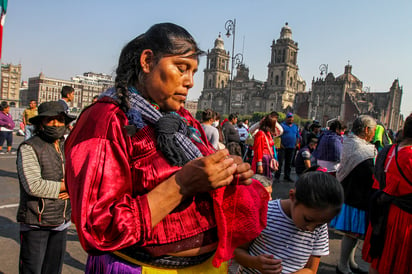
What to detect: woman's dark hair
<box><xmin>115</xmin><ymin>23</ymin><xmax>204</xmax><ymax>113</ymax></box>
<box><xmin>403</xmin><ymin>113</ymin><xmax>412</xmax><ymax>139</ymax></box>
<box><xmin>0</xmin><ymin>101</ymin><xmax>9</xmax><ymax>111</ymax></box>
<box><xmin>295</xmin><ymin>171</ymin><xmax>343</xmax><ymax>214</ymax></box>
<box><xmin>259</xmin><ymin>111</ymin><xmax>279</xmax><ymax>133</ymax></box>
<box><xmin>329</xmin><ymin>120</ymin><xmax>343</xmax><ymax>132</ymax></box>
<box><xmin>201</xmin><ymin>108</ymin><xmax>215</xmax><ymax>122</ymax></box>
<box><xmin>214</xmin><ymin>111</ymin><xmax>221</xmax><ymax>121</ymax></box>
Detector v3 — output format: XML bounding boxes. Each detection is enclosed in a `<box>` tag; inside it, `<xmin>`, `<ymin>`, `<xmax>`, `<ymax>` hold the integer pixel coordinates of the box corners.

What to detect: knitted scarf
<box><xmin>102</xmin><ymin>87</ymin><xmax>202</xmax><ymax>166</ymax></box>
<box><xmin>101</xmin><ymin>87</ymin><xmax>268</xmax><ymax>267</ymax></box>
<box><xmin>336</xmin><ymin>134</ymin><xmax>376</xmax><ymax>182</ymax></box>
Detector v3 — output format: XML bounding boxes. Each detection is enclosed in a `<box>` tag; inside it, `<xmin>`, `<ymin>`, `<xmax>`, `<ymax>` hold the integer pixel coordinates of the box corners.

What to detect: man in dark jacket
<box><xmin>223</xmin><ymin>113</ymin><xmax>242</xmax><ymax>156</ymax></box>
<box><xmin>17</xmin><ymin>101</ymin><xmax>75</xmax><ymax>273</ymax></box>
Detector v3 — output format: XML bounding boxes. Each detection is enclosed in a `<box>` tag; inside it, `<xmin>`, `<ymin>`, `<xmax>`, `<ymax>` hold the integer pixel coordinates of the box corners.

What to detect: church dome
<box><xmin>280</xmin><ymin>22</ymin><xmax>292</xmax><ymax>39</ymax></box>
<box><xmin>214</xmin><ymin>33</ymin><xmax>225</xmax><ymax>50</ymax></box>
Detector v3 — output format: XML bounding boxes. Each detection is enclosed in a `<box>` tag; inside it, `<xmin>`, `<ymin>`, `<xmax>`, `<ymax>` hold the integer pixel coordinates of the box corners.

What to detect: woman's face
<box><xmin>141</xmin><ymin>50</ymin><xmax>198</xmax><ymax>112</ymax></box>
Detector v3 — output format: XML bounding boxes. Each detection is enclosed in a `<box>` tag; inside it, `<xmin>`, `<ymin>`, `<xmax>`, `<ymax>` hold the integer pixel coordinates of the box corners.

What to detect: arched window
<box><xmin>208</xmin><ymin>79</ymin><xmax>212</xmax><ymax>88</ymax></box>
<box><xmin>275</xmin><ymin>75</ymin><xmax>279</xmax><ymax>85</ymax></box>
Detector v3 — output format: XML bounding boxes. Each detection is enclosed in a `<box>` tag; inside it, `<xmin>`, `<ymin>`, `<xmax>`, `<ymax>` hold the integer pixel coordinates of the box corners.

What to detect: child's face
<box><xmin>289</xmin><ymin>190</ymin><xmax>337</xmax><ymax>231</ymax></box>
<box><xmin>290</xmin><ymin>204</ymin><xmax>336</xmax><ymax>232</ymax></box>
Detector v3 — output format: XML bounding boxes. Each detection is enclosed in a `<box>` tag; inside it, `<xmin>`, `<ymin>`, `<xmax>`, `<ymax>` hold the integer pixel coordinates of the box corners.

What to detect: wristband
<box><xmin>256</xmin><ymin>162</ymin><xmax>263</xmax><ymax>166</ymax></box>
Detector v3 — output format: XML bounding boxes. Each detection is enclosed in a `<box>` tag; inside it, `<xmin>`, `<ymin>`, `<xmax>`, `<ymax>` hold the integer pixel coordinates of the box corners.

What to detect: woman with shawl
<box><xmin>64</xmin><ymin>23</ymin><xmax>268</xmax><ymax>273</ymax></box>
<box><xmin>330</xmin><ymin>115</ymin><xmax>377</xmax><ymax>274</ymax></box>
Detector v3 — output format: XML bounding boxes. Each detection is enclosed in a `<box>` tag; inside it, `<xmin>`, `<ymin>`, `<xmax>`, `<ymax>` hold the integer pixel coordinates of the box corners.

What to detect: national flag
<box><xmin>0</xmin><ymin>0</ymin><xmax>8</xmax><ymax>59</ymax></box>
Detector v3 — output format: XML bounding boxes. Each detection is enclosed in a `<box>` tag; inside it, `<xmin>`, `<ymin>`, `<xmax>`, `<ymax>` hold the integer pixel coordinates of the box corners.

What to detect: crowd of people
<box><xmin>10</xmin><ymin>22</ymin><xmax>411</xmax><ymax>274</ymax></box>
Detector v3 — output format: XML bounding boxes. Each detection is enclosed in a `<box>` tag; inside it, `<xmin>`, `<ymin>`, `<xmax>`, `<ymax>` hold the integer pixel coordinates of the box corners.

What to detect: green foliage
<box><xmin>251</xmin><ymin>112</ymin><xmax>267</xmax><ymax>123</ymax></box>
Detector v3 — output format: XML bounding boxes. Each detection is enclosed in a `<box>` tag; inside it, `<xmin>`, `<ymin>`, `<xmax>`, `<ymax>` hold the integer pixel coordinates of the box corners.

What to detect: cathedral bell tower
<box><xmin>203</xmin><ymin>34</ymin><xmax>230</xmax><ymax>90</ymax></box>
<box><xmin>266</xmin><ymin>23</ymin><xmax>301</xmax><ymax>109</ymax></box>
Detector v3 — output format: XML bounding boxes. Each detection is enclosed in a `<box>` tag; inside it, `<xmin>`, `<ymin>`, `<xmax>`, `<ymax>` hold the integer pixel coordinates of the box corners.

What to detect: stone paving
<box><xmin>0</xmin><ymin>134</ymin><xmax>369</xmax><ymax>273</ymax></box>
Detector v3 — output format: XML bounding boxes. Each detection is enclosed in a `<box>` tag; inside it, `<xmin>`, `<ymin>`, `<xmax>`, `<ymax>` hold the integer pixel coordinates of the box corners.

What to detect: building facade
<box><xmin>294</xmin><ymin>64</ymin><xmax>403</xmax><ymax>131</ymax></box>
<box><xmin>198</xmin><ymin>23</ymin><xmax>306</xmax><ymax>115</ymax></box>
<box><xmin>25</xmin><ymin>72</ymin><xmax>113</xmax><ymax>111</ymax></box>
<box><xmin>1</xmin><ymin>63</ymin><xmax>22</xmax><ymax>107</ymax></box>
<box><xmin>198</xmin><ymin>23</ymin><xmax>403</xmax><ymax>131</ymax></box>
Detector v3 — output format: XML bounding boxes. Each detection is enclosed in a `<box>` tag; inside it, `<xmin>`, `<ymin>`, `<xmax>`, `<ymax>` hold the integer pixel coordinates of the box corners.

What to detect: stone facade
<box><xmin>25</xmin><ymin>72</ymin><xmax>113</xmax><ymax>111</ymax></box>
<box><xmin>198</xmin><ymin>23</ymin><xmax>306</xmax><ymax>115</ymax></box>
<box><xmin>1</xmin><ymin>63</ymin><xmax>22</xmax><ymax>107</ymax></box>
<box><xmin>198</xmin><ymin>23</ymin><xmax>403</xmax><ymax>131</ymax></box>
<box><xmin>294</xmin><ymin>65</ymin><xmax>403</xmax><ymax>131</ymax></box>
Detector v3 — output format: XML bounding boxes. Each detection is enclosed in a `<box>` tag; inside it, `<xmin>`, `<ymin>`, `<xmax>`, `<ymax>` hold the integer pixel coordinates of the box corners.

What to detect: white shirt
<box><xmin>240</xmin><ymin>199</ymin><xmax>329</xmax><ymax>274</ymax></box>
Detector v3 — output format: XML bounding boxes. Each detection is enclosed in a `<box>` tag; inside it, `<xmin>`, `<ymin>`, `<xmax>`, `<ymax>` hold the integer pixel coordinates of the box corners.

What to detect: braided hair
<box><xmin>114</xmin><ymin>23</ymin><xmax>204</xmax><ymax>113</ymax></box>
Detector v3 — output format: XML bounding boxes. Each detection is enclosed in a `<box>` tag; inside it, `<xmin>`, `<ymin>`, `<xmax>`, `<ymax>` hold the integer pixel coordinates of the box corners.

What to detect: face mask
<box><xmin>39</xmin><ymin>125</ymin><xmax>66</xmax><ymax>142</ymax></box>
<box><xmin>212</xmin><ymin>121</ymin><xmax>219</xmax><ymax>127</ymax></box>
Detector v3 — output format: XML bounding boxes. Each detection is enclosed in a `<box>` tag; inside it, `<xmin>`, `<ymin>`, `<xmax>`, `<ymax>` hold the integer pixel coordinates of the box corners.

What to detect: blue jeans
<box><xmin>24</xmin><ymin>124</ymin><xmax>35</xmax><ymax>140</ymax></box>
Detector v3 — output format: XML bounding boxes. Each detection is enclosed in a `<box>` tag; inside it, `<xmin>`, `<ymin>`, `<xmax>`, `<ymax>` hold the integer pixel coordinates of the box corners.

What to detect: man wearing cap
<box><xmin>275</xmin><ymin>112</ymin><xmax>299</xmax><ymax>182</ymax></box>
<box><xmin>16</xmin><ymin>101</ymin><xmax>76</xmax><ymax>273</ymax></box>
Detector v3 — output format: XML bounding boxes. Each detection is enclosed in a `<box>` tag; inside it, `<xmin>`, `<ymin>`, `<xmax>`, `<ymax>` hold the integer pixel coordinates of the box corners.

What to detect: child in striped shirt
<box><xmin>234</xmin><ymin>171</ymin><xmax>344</xmax><ymax>274</ymax></box>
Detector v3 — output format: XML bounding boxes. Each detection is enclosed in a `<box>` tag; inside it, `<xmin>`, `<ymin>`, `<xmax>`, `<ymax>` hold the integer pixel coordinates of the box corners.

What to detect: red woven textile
<box><xmin>211</xmin><ymin>179</ymin><xmax>269</xmax><ymax>267</ymax></box>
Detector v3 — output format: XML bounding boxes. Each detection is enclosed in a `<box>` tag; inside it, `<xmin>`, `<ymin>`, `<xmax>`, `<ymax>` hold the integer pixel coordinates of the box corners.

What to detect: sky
<box><xmin>3</xmin><ymin>0</ymin><xmax>412</xmax><ymax>116</ymax></box>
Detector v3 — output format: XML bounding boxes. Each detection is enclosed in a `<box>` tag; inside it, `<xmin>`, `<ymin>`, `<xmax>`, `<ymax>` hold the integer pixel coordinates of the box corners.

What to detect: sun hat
<box><xmin>29</xmin><ymin>101</ymin><xmax>76</xmax><ymax>125</ymax></box>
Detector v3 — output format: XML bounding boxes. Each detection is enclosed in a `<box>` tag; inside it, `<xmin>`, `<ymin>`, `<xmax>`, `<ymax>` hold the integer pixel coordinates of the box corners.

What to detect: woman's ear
<box><xmin>140</xmin><ymin>49</ymin><xmax>155</xmax><ymax>73</ymax></box>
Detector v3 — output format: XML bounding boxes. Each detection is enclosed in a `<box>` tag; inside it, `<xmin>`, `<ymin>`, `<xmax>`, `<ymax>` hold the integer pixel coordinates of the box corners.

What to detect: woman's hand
<box><xmin>175</xmin><ymin>149</ymin><xmax>239</xmax><ymax>196</ymax></box>
<box><xmin>257</xmin><ymin>165</ymin><xmax>264</xmax><ymax>174</ymax></box>
<box><xmin>229</xmin><ymin>155</ymin><xmax>254</xmax><ymax>185</ymax></box>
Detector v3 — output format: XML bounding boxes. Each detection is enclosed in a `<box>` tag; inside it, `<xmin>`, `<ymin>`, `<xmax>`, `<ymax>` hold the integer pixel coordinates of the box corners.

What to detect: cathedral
<box><xmin>197</xmin><ymin>23</ymin><xmax>403</xmax><ymax>131</ymax></box>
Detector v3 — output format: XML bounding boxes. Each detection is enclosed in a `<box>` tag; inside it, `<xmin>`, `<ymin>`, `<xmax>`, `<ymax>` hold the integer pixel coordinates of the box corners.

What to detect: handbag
<box><xmin>263</xmin><ymin>132</ymin><xmax>278</xmax><ymax>171</ymax></box>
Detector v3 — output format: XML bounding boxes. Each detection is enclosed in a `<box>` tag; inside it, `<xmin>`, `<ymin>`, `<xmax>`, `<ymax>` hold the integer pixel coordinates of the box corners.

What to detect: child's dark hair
<box><xmin>295</xmin><ymin>171</ymin><xmax>343</xmax><ymax>214</ymax></box>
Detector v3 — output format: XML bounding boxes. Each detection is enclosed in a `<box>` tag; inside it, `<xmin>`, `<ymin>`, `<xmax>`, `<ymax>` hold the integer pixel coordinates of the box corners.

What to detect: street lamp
<box><xmin>319</xmin><ymin>64</ymin><xmax>328</xmax><ymax>77</ymax></box>
<box><xmin>319</xmin><ymin>64</ymin><xmax>328</xmax><ymax>126</ymax></box>
<box><xmin>225</xmin><ymin>19</ymin><xmax>243</xmax><ymax>115</ymax></box>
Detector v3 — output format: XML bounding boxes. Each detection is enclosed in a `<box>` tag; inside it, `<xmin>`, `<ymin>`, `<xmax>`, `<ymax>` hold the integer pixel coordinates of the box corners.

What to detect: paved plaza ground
<box><xmin>0</xmin><ymin>134</ymin><xmax>369</xmax><ymax>273</ymax></box>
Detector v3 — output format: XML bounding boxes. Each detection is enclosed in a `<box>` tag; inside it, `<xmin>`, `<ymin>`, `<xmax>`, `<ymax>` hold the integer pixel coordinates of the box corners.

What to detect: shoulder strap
<box><xmin>395</xmin><ymin>144</ymin><xmax>412</xmax><ymax>187</ymax></box>
<box><xmin>374</xmin><ymin>144</ymin><xmax>392</xmax><ymax>190</ymax></box>
<box><xmin>262</xmin><ymin>131</ymin><xmax>273</xmax><ymax>157</ymax></box>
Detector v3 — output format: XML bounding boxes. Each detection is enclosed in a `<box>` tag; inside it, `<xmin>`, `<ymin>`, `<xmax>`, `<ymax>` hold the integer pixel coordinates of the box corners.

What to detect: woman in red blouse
<box><xmin>251</xmin><ymin>111</ymin><xmax>279</xmax><ymax>179</ymax></box>
<box><xmin>362</xmin><ymin>114</ymin><xmax>412</xmax><ymax>274</ymax></box>
<box><xmin>64</xmin><ymin>23</ymin><xmax>268</xmax><ymax>273</ymax></box>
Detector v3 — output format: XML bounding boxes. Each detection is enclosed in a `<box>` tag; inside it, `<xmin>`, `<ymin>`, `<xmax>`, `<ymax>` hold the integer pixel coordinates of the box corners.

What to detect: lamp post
<box><xmin>319</xmin><ymin>64</ymin><xmax>328</xmax><ymax>126</ymax></box>
<box><xmin>225</xmin><ymin>19</ymin><xmax>243</xmax><ymax>115</ymax></box>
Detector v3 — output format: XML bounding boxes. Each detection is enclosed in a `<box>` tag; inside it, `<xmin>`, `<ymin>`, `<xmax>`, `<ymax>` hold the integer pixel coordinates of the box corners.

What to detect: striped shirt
<box><xmin>17</xmin><ymin>144</ymin><xmax>62</xmax><ymax>199</ymax></box>
<box><xmin>241</xmin><ymin>199</ymin><xmax>329</xmax><ymax>274</ymax></box>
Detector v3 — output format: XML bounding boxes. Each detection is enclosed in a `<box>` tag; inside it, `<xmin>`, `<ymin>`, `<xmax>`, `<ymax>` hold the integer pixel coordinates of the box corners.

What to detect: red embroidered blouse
<box><xmin>65</xmin><ymin>98</ymin><xmax>268</xmax><ymax>266</ymax></box>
